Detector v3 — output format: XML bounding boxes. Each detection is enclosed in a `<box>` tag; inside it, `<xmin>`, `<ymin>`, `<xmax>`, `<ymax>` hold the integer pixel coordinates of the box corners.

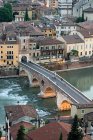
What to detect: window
<box><xmin>1</xmin><ymin>51</ymin><xmax>3</xmax><ymax>53</ymax></box>
<box><xmin>89</xmin><ymin>51</ymin><xmax>91</xmax><ymax>54</ymax></box>
<box><xmin>81</xmin><ymin>109</ymin><xmax>85</xmax><ymax>114</ymax></box>
<box><xmin>52</xmin><ymin>46</ymin><xmax>55</xmax><ymax>49</ymax></box>
<box><xmin>7</xmin><ymin>61</ymin><xmax>9</xmax><ymax>64</ymax></box>
<box><xmin>11</xmin><ymin>61</ymin><xmax>13</xmax><ymax>65</ymax></box>
<box><xmin>85</xmin><ymin>51</ymin><xmax>87</xmax><ymax>55</ymax></box>
<box><xmin>23</xmin><ymin>46</ymin><xmax>25</xmax><ymax>49</ymax></box>
<box><xmin>80</xmin><ymin>52</ymin><xmax>82</xmax><ymax>55</ymax></box>
<box><xmin>24</xmin><ymin>39</ymin><xmax>25</xmax><ymax>43</ymax></box>
<box><xmin>33</xmin><ymin>53</ymin><xmax>35</xmax><ymax>57</ymax></box>
<box><xmin>7</xmin><ymin>56</ymin><xmax>13</xmax><ymax>59</ymax></box>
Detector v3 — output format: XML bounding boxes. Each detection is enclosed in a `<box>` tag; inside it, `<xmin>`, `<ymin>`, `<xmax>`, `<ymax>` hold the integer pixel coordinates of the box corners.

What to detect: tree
<box><xmin>59</xmin><ymin>132</ymin><xmax>62</xmax><ymax>140</ymax></box>
<box><xmin>70</xmin><ymin>50</ymin><xmax>78</xmax><ymax>56</ymax></box>
<box><xmin>16</xmin><ymin>125</ymin><xmax>26</xmax><ymax>140</ymax></box>
<box><xmin>0</xmin><ymin>7</ymin><xmax>11</xmax><ymax>22</ymax></box>
<box><xmin>67</xmin><ymin>115</ymin><xmax>83</xmax><ymax>140</ymax></box>
<box><xmin>4</xmin><ymin>3</ymin><xmax>13</xmax><ymax>21</ymax></box>
<box><xmin>24</xmin><ymin>8</ymin><xmax>30</xmax><ymax>21</ymax></box>
<box><xmin>0</xmin><ymin>130</ymin><xmax>2</xmax><ymax>140</ymax></box>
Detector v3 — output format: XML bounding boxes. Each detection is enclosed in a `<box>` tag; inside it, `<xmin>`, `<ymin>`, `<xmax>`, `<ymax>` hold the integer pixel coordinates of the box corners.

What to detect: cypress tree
<box><xmin>24</xmin><ymin>8</ymin><xmax>30</xmax><ymax>21</ymax></box>
<box><xmin>59</xmin><ymin>132</ymin><xmax>62</xmax><ymax>140</ymax></box>
<box><xmin>16</xmin><ymin>125</ymin><xmax>25</xmax><ymax>140</ymax></box>
<box><xmin>67</xmin><ymin>115</ymin><xmax>83</xmax><ymax>140</ymax></box>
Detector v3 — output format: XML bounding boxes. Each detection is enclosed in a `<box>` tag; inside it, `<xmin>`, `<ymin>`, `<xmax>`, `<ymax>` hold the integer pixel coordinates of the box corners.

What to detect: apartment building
<box><xmin>58</xmin><ymin>0</ymin><xmax>72</xmax><ymax>16</ymax></box>
<box><xmin>45</xmin><ymin>0</ymin><xmax>58</xmax><ymax>8</ymax></box>
<box><xmin>73</xmin><ymin>0</ymin><xmax>93</xmax><ymax>17</ymax></box>
<box><xmin>0</xmin><ymin>33</ymin><xmax>19</xmax><ymax>68</ymax></box>
<box><xmin>70</xmin><ymin>29</ymin><xmax>93</xmax><ymax>57</ymax></box>
<box><xmin>62</xmin><ymin>34</ymin><xmax>85</xmax><ymax>57</ymax></box>
<box><xmin>28</xmin><ymin>37</ymin><xmax>65</xmax><ymax>63</ymax></box>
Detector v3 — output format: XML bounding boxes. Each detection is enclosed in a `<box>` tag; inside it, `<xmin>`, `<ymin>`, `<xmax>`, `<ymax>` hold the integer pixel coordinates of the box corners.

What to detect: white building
<box><xmin>69</xmin><ymin>29</ymin><xmax>93</xmax><ymax>57</ymax></box>
<box><xmin>58</xmin><ymin>0</ymin><xmax>72</xmax><ymax>17</ymax></box>
<box><xmin>73</xmin><ymin>0</ymin><xmax>93</xmax><ymax>17</ymax></box>
<box><xmin>55</xmin><ymin>21</ymin><xmax>79</xmax><ymax>38</ymax></box>
<box><xmin>83</xmin><ymin>7</ymin><xmax>93</xmax><ymax>21</ymax></box>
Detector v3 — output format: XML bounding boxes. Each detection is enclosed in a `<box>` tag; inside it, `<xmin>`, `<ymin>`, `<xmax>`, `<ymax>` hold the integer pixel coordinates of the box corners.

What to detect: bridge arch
<box><xmin>21</xmin><ymin>56</ymin><xmax>27</xmax><ymax>62</ymax></box>
<box><xmin>59</xmin><ymin>100</ymin><xmax>71</xmax><ymax>111</ymax></box>
<box><xmin>19</xmin><ymin>69</ymin><xmax>32</xmax><ymax>86</ymax></box>
<box><xmin>44</xmin><ymin>87</ymin><xmax>56</xmax><ymax>98</ymax></box>
<box><xmin>32</xmin><ymin>78</ymin><xmax>40</xmax><ymax>87</ymax></box>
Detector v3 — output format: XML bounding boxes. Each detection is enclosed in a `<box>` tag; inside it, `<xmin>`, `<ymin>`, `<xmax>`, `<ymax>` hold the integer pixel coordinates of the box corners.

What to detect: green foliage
<box><xmin>45</xmin><ymin>119</ymin><xmax>50</xmax><ymax>124</ymax></box>
<box><xmin>16</xmin><ymin>125</ymin><xmax>26</xmax><ymax>140</ymax></box>
<box><xmin>67</xmin><ymin>115</ymin><xmax>83</xmax><ymax>140</ymax></box>
<box><xmin>59</xmin><ymin>132</ymin><xmax>62</xmax><ymax>140</ymax></box>
<box><xmin>4</xmin><ymin>3</ymin><xmax>13</xmax><ymax>21</ymax></box>
<box><xmin>0</xmin><ymin>130</ymin><xmax>2</xmax><ymax>138</ymax></box>
<box><xmin>76</xmin><ymin>16</ymin><xmax>84</xmax><ymax>23</ymax></box>
<box><xmin>24</xmin><ymin>8</ymin><xmax>30</xmax><ymax>21</ymax></box>
<box><xmin>71</xmin><ymin>50</ymin><xmax>78</xmax><ymax>56</ymax></box>
<box><xmin>0</xmin><ymin>3</ymin><xmax>13</xmax><ymax>22</ymax></box>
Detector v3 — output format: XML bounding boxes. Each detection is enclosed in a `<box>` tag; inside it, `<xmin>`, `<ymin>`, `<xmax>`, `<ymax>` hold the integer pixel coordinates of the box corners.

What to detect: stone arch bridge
<box><xmin>19</xmin><ymin>62</ymin><xmax>91</xmax><ymax>111</ymax></box>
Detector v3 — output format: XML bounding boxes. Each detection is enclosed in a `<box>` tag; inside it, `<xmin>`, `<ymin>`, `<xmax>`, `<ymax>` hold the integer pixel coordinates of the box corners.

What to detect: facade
<box><xmin>71</xmin><ymin>104</ymin><xmax>93</xmax><ymax>119</ymax></box>
<box><xmin>70</xmin><ymin>29</ymin><xmax>93</xmax><ymax>57</ymax></box>
<box><xmin>55</xmin><ymin>21</ymin><xmax>78</xmax><ymax>37</ymax></box>
<box><xmin>45</xmin><ymin>0</ymin><xmax>58</xmax><ymax>8</ymax></box>
<box><xmin>83</xmin><ymin>7</ymin><xmax>93</xmax><ymax>21</ymax></box>
<box><xmin>59</xmin><ymin>34</ymin><xmax>85</xmax><ymax>57</ymax></box>
<box><xmin>28</xmin><ymin>37</ymin><xmax>65</xmax><ymax>63</ymax></box>
<box><xmin>15</xmin><ymin>15</ymin><xmax>24</xmax><ymax>22</ymax></box>
<box><xmin>39</xmin><ymin>24</ymin><xmax>56</xmax><ymax>38</ymax></box>
<box><xmin>0</xmin><ymin>34</ymin><xmax>19</xmax><ymax>68</ymax></box>
<box><xmin>73</xmin><ymin>0</ymin><xmax>93</xmax><ymax>17</ymax></box>
<box><xmin>58</xmin><ymin>0</ymin><xmax>72</xmax><ymax>17</ymax></box>
<box><xmin>13</xmin><ymin>4</ymin><xmax>32</xmax><ymax>20</ymax></box>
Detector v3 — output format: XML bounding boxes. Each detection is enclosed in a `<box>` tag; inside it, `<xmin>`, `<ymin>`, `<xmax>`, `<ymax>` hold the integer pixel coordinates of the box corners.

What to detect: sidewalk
<box><xmin>44</xmin><ymin>61</ymin><xmax>93</xmax><ymax>71</ymax></box>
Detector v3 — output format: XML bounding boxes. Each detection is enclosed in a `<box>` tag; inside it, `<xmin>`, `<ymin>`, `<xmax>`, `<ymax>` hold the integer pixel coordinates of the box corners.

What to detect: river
<box><xmin>0</xmin><ymin>67</ymin><xmax>93</xmax><ymax>126</ymax></box>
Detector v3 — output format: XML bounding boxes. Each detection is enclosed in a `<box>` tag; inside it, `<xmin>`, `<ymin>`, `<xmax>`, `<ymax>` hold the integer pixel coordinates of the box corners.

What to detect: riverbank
<box><xmin>56</xmin><ymin>64</ymin><xmax>93</xmax><ymax>72</ymax></box>
<box><xmin>42</xmin><ymin>61</ymin><xmax>93</xmax><ymax>72</ymax></box>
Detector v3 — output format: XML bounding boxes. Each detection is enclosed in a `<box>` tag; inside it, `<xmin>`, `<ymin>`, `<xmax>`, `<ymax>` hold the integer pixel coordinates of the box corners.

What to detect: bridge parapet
<box><xmin>19</xmin><ymin>62</ymin><xmax>91</xmax><ymax>111</ymax></box>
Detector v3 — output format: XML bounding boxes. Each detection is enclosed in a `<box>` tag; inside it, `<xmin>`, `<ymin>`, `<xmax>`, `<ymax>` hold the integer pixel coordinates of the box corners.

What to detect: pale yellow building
<box><xmin>0</xmin><ymin>34</ymin><xmax>19</xmax><ymax>68</ymax></box>
<box><xmin>13</xmin><ymin>4</ymin><xmax>32</xmax><ymax>20</ymax></box>
<box><xmin>39</xmin><ymin>25</ymin><xmax>56</xmax><ymax>38</ymax></box>
<box><xmin>71</xmin><ymin>104</ymin><xmax>93</xmax><ymax>119</ymax></box>
<box><xmin>61</xmin><ymin>34</ymin><xmax>85</xmax><ymax>57</ymax></box>
<box><xmin>70</xmin><ymin>29</ymin><xmax>93</xmax><ymax>57</ymax></box>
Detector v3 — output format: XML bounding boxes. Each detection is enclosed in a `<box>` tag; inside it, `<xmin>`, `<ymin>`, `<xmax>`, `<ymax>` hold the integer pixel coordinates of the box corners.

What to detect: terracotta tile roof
<box><xmin>10</xmin><ymin>121</ymin><xmax>33</xmax><ymax>140</ymax></box>
<box><xmin>84</xmin><ymin>112</ymin><xmax>93</xmax><ymax>121</ymax></box>
<box><xmin>32</xmin><ymin>37</ymin><xmax>64</xmax><ymax>46</ymax></box>
<box><xmin>78</xmin><ymin>21</ymin><xmax>93</xmax><ymax>29</ymax></box>
<box><xmin>26</xmin><ymin>122</ymin><xmax>71</xmax><ymax>140</ymax></box>
<box><xmin>63</xmin><ymin>35</ymin><xmax>84</xmax><ymax>44</ymax></box>
<box><xmin>4</xmin><ymin>105</ymin><xmax>37</xmax><ymax>122</ymax></box>
<box><xmin>76</xmin><ymin>28</ymin><xmax>93</xmax><ymax>38</ymax></box>
<box><xmin>77</xmin><ymin>103</ymin><xmax>93</xmax><ymax>109</ymax></box>
<box><xmin>84</xmin><ymin>7</ymin><xmax>93</xmax><ymax>13</ymax></box>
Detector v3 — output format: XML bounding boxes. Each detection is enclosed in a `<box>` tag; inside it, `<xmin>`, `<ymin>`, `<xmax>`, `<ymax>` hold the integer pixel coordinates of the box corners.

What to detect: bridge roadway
<box><xmin>20</xmin><ymin>62</ymin><xmax>91</xmax><ymax>104</ymax></box>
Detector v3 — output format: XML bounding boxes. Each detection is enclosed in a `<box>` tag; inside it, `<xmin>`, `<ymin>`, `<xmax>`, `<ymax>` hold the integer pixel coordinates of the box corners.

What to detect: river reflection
<box><xmin>58</xmin><ymin>67</ymin><xmax>93</xmax><ymax>100</ymax></box>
